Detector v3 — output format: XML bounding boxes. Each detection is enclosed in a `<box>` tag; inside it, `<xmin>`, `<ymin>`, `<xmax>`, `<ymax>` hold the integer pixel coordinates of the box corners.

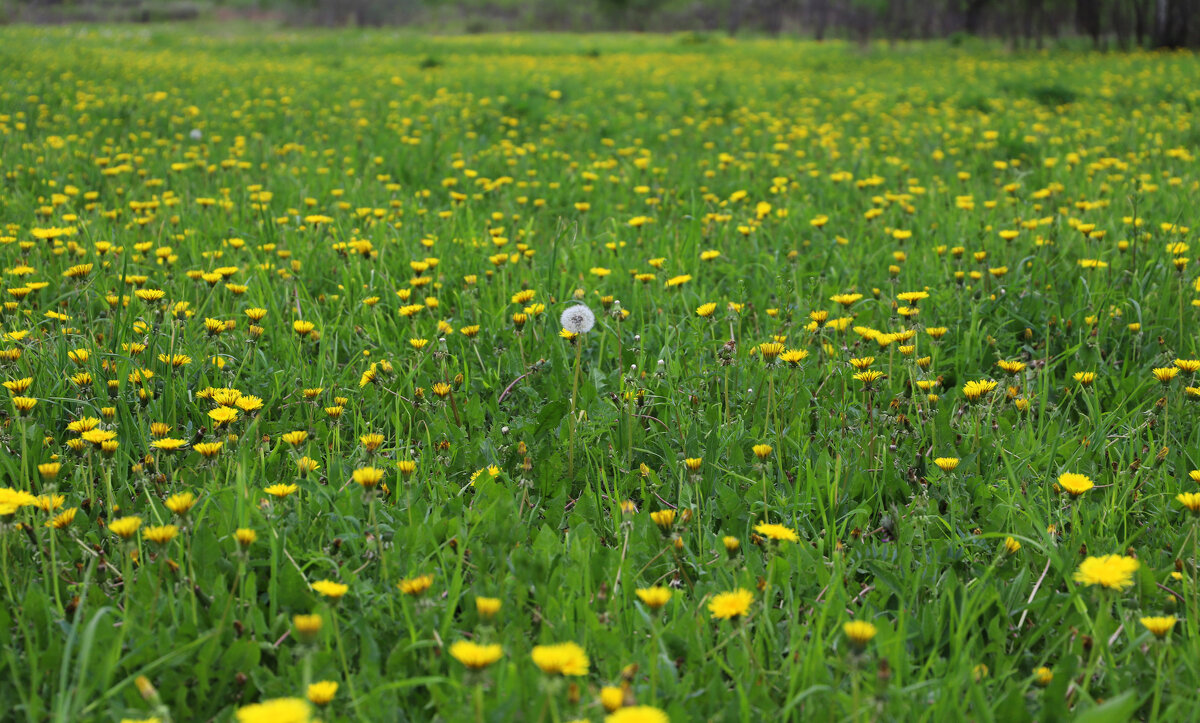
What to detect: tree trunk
<box><xmin>1134</xmin><ymin>0</ymin><xmax>1150</xmax><ymax>45</ymax></box>
<box><xmin>965</xmin><ymin>0</ymin><xmax>991</xmax><ymax>34</ymax></box>
<box><xmin>810</xmin><ymin>0</ymin><xmax>829</xmax><ymax>39</ymax></box>
<box><xmin>727</xmin><ymin>0</ymin><xmax>744</xmax><ymax>34</ymax></box>
<box><xmin>1113</xmin><ymin>0</ymin><xmax>1130</xmax><ymax>49</ymax></box>
<box><xmin>1076</xmin><ymin>0</ymin><xmax>1101</xmax><ymax>47</ymax></box>
<box><xmin>1155</xmin><ymin>0</ymin><xmax>1196</xmax><ymax>47</ymax></box>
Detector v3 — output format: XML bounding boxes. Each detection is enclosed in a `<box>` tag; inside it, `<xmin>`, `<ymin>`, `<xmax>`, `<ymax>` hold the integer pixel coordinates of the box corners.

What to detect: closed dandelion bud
<box><xmin>843</xmin><ymin>620</ymin><xmax>877</xmax><ymax>650</ymax></box>
<box><xmin>723</xmin><ymin>535</ymin><xmax>740</xmax><ymax>556</ymax></box>
<box><xmin>234</xmin><ymin>528</ymin><xmax>257</xmax><ymax>548</ymax></box>
<box><xmin>567</xmin><ymin>683</ymin><xmax>580</xmax><ymax>704</ymax></box>
<box><xmin>476</xmin><ymin>596</ymin><xmax>501</xmax><ymax>619</ymax></box>
<box><xmin>135</xmin><ymin>676</ymin><xmax>159</xmax><ymax>702</ymax></box>
<box><xmin>600</xmin><ymin>686</ymin><xmax>623</xmax><ymax>712</ymax></box>
<box><xmin>293</xmin><ymin>613</ymin><xmax>323</xmax><ymax>643</ymax></box>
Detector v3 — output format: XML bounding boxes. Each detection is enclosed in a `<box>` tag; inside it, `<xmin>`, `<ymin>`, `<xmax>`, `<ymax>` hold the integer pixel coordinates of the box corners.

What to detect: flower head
<box><xmin>235</xmin><ymin>697</ymin><xmax>311</xmax><ymax>723</ymax></box>
<box><xmin>1153</xmin><ymin>367</ymin><xmax>1179</xmax><ymax>384</ymax></box>
<box><xmin>1057</xmin><ymin>473</ymin><xmax>1094</xmax><ymax>496</ymax></box>
<box><xmin>293</xmin><ymin>613</ymin><xmax>323</xmax><ymax>641</ymax></box>
<box><xmin>143</xmin><ymin>525</ymin><xmax>179</xmax><ymax>545</ymax></box>
<box><xmin>0</xmin><ymin>487</ymin><xmax>37</xmax><ymax>515</ymax></box>
<box><xmin>559</xmin><ymin>305</ymin><xmax>595</xmax><ymax>334</ymax></box>
<box><xmin>109</xmin><ymin>516</ymin><xmax>142</xmax><ymax>539</ymax></box>
<box><xmin>306</xmin><ymin>681</ymin><xmax>338</xmax><ymax>706</ymax></box>
<box><xmin>754</xmin><ymin>522</ymin><xmax>799</xmax><ymax>543</ymax></box>
<box><xmin>397</xmin><ymin>574</ymin><xmax>434</xmax><ymax>596</ymax></box>
<box><xmin>449</xmin><ymin>640</ymin><xmax>504</xmax><ymax>669</ymax></box>
<box><xmin>531</xmin><ymin>642</ymin><xmax>589</xmax><ymax>676</ymax></box>
<box><xmin>1074</xmin><ymin>555</ymin><xmax>1139</xmax><ymax>590</ymax></box>
<box><xmin>933</xmin><ymin>457</ymin><xmax>959</xmax><ymax>472</ymax></box>
<box><xmin>476</xmin><ymin>596</ymin><xmax>502</xmax><ymax>618</ymax></box>
<box><xmin>961</xmin><ymin>379</ymin><xmax>997</xmax><ymax>402</ymax></box>
<box><xmin>1178</xmin><ymin>492</ymin><xmax>1200</xmax><ymax>515</ymax></box>
<box><xmin>605</xmin><ymin>706</ymin><xmax>669</xmax><ymax>723</ymax></box>
<box><xmin>635</xmin><ymin>586</ymin><xmax>672</xmax><ymax>609</ymax></box>
<box><xmin>1140</xmin><ymin>616</ymin><xmax>1177</xmax><ymax>638</ymax></box>
<box><xmin>708</xmin><ymin>588</ymin><xmax>754</xmax><ymax>620</ymax></box>
<box><xmin>312</xmin><ymin>579</ymin><xmax>349</xmax><ymax>600</ymax></box>
<box><xmin>843</xmin><ymin>620</ymin><xmax>878</xmax><ymax>648</ymax></box>
<box><xmin>650</xmin><ymin>509</ymin><xmax>676</xmax><ymax>532</ymax></box>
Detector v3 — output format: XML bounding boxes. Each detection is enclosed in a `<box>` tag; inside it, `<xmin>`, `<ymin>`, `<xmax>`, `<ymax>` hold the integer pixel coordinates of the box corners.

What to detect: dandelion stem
<box><xmin>331</xmin><ymin>611</ymin><xmax>361</xmax><ymax>717</ymax></box>
<box><xmin>568</xmin><ymin>339</ymin><xmax>583</xmax><ymax>480</ymax></box>
<box><xmin>0</xmin><ymin>530</ymin><xmax>13</xmax><ymax>604</ymax></box>
<box><xmin>648</xmin><ymin>619</ymin><xmax>661</xmax><ymax>703</ymax></box>
<box><xmin>48</xmin><ymin>529</ymin><xmax>63</xmax><ymax>615</ymax></box>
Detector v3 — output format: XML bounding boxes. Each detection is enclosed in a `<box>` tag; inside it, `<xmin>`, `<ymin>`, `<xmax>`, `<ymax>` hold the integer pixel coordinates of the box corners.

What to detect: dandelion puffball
<box><xmin>560</xmin><ymin>305</ymin><xmax>596</xmax><ymax>334</ymax></box>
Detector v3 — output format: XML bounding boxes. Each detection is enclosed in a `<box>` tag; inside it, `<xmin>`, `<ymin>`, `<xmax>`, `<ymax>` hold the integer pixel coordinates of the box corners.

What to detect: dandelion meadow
<box><xmin>1</xmin><ymin>25</ymin><xmax>1199</xmax><ymax>722</ymax></box>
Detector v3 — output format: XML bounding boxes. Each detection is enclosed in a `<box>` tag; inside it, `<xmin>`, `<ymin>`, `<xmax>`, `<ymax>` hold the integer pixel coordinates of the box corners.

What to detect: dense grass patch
<box><xmin>1</xmin><ymin>26</ymin><xmax>1199</xmax><ymax>722</ymax></box>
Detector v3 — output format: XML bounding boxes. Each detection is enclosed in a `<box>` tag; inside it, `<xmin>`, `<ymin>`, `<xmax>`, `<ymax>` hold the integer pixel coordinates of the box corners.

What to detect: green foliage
<box><xmin>0</xmin><ymin>26</ymin><xmax>1197</xmax><ymax>723</ymax></box>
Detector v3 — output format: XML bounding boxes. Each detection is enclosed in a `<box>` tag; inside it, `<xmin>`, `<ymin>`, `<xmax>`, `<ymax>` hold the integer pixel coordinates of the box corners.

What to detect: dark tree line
<box><xmin>4</xmin><ymin>0</ymin><xmax>1198</xmax><ymax>47</ymax></box>
<box><xmin>725</xmin><ymin>0</ymin><xmax>1197</xmax><ymax>48</ymax></box>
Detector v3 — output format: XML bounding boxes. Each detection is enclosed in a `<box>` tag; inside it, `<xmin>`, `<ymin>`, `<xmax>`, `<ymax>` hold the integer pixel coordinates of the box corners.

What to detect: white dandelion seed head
<box><xmin>560</xmin><ymin>304</ymin><xmax>595</xmax><ymax>334</ymax></box>
<box><xmin>189</xmin><ymin>128</ymin><xmax>203</xmax><ymax>140</ymax></box>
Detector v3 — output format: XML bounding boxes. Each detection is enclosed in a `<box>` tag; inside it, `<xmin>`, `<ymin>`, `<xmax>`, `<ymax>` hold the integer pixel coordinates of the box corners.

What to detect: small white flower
<box><xmin>189</xmin><ymin>128</ymin><xmax>203</xmax><ymax>140</ymax></box>
<box><xmin>560</xmin><ymin>304</ymin><xmax>595</xmax><ymax>334</ymax></box>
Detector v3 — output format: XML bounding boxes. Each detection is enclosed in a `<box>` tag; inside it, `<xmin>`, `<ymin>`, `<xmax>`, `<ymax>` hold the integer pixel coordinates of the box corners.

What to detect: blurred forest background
<box><xmin>0</xmin><ymin>0</ymin><xmax>1196</xmax><ymax>46</ymax></box>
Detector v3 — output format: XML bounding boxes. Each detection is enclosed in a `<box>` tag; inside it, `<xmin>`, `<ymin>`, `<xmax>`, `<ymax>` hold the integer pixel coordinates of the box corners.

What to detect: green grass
<box><xmin>0</xmin><ymin>25</ymin><xmax>1199</xmax><ymax>723</ymax></box>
